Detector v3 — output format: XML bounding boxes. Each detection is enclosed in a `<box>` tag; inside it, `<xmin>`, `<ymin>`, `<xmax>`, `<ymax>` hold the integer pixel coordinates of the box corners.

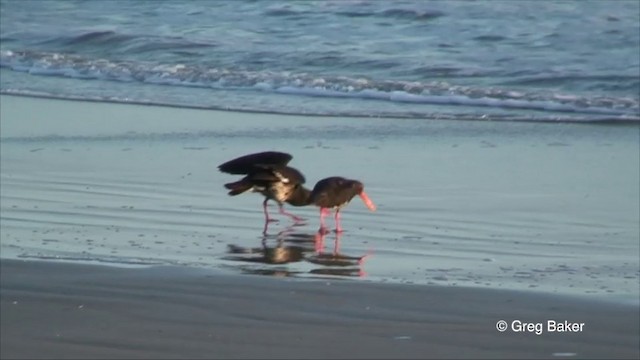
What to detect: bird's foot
<box><xmin>334</xmin><ymin>228</ymin><xmax>344</xmax><ymax>234</ymax></box>
<box><xmin>266</xmin><ymin>218</ymin><xmax>279</xmax><ymax>223</ymax></box>
<box><xmin>281</xmin><ymin>210</ymin><xmax>305</xmax><ymax>223</ymax></box>
<box><xmin>318</xmin><ymin>226</ymin><xmax>330</xmax><ymax>235</ymax></box>
<box><xmin>289</xmin><ymin>215</ymin><xmax>306</xmax><ymax>223</ymax></box>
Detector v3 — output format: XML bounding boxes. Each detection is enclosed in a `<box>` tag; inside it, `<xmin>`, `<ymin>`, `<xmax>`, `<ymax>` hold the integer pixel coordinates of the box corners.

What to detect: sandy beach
<box><xmin>2</xmin><ymin>259</ymin><xmax>639</xmax><ymax>359</ymax></box>
<box><xmin>1</xmin><ymin>95</ymin><xmax>639</xmax><ymax>358</ymax></box>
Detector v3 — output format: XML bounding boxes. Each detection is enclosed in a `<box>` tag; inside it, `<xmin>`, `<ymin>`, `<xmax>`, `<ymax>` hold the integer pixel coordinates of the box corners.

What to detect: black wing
<box><xmin>251</xmin><ymin>165</ymin><xmax>306</xmax><ymax>185</ymax></box>
<box><xmin>218</xmin><ymin>151</ymin><xmax>293</xmax><ymax>175</ymax></box>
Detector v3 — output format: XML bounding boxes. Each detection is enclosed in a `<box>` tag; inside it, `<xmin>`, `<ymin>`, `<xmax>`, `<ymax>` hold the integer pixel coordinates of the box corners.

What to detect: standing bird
<box><xmin>218</xmin><ymin>151</ymin><xmax>311</xmax><ymax>227</ymax></box>
<box><xmin>309</xmin><ymin>176</ymin><xmax>376</xmax><ymax>234</ymax></box>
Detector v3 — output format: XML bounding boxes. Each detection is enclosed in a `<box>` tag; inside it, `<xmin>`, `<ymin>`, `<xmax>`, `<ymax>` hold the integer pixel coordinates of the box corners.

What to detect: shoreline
<box><xmin>5</xmin><ymin>253</ymin><xmax>639</xmax><ymax>308</ymax></box>
<box><xmin>2</xmin><ymin>92</ymin><xmax>638</xmax><ymax>125</ymax></box>
<box><xmin>2</xmin><ymin>258</ymin><xmax>638</xmax><ymax>359</ymax></box>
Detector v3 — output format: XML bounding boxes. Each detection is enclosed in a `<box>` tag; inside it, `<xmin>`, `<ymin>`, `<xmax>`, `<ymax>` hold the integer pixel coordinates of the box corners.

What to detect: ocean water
<box><xmin>1</xmin><ymin>0</ymin><xmax>639</xmax><ymax>122</ymax></box>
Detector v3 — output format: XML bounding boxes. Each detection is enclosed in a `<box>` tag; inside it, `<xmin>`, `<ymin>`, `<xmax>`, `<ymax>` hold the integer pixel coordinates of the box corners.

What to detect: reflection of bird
<box><xmin>224</xmin><ymin>225</ymin><xmax>371</xmax><ymax>278</ymax></box>
<box><xmin>218</xmin><ymin>151</ymin><xmax>311</xmax><ymax>226</ymax></box>
<box><xmin>306</xmin><ymin>230</ymin><xmax>371</xmax><ymax>277</ymax></box>
<box><xmin>225</xmin><ymin>241</ymin><xmax>308</xmax><ymax>265</ymax></box>
<box><xmin>308</xmin><ymin>177</ymin><xmax>376</xmax><ymax>234</ymax></box>
<box><xmin>226</xmin><ymin>227</ymin><xmax>315</xmax><ymax>265</ymax></box>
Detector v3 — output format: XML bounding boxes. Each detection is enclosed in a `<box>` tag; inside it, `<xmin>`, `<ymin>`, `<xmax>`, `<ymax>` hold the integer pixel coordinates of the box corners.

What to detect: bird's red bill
<box><xmin>359</xmin><ymin>191</ymin><xmax>376</xmax><ymax>212</ymax></box>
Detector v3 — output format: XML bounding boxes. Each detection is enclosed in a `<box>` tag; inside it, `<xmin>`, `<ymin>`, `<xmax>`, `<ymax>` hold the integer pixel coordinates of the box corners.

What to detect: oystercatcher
<box><xmin>218</xmin><ymin>151</ymin><xmax>311</xmax><ymax>225</ymax></box>
<box><xmin>308</xmin><ymin>176</ymin><xmax>376</xmax><ymax>234</ymax></box>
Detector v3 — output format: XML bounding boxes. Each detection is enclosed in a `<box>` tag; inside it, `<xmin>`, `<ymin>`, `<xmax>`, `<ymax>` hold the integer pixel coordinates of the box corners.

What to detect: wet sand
<box><xmin>1</xmin><ymin>94</ymin><xmax>638</xmax><ymax>300</ymax></box>
<box><xmin>1</xmin><ymin>95</ymin><xmax>639</xmax><ymax>358</ymax></box>
<box><xmin>1</xmin><ymin>259</ymin><xmax>638</xmax><ymax>359</ymax></box>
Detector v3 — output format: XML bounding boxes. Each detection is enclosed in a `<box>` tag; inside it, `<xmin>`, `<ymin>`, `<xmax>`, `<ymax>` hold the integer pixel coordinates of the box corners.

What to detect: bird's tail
<box><xmin>224</xmin><ymin>180</ymin><xmax>253</xmax><ymax>196</ymax></box>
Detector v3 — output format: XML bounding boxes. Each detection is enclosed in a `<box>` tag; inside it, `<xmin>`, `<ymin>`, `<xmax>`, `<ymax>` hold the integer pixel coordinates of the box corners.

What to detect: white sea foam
<box><xmin>1</xmin><ymin>50</ymin><xmax>638</xmax><ymax>122</ymax></box>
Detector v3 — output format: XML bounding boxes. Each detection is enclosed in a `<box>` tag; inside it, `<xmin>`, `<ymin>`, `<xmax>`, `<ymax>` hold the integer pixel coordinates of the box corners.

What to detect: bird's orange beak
<box><xmin>359</xmin><ymin>191</ymin><xmax>376</xmax><ymax>212</ymax></box>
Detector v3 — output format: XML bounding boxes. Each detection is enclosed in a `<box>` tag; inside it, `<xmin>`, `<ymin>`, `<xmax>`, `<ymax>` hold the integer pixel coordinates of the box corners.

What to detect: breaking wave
<box><xmin>1</xmin><ymin>49</ymin><xmax>638</xmax><ymax>122</ymax></box>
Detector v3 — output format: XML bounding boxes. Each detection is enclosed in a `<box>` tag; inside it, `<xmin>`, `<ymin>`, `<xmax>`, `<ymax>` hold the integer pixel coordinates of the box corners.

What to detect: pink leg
<box><xmin>263</xmin><ymin>199</ymin><xmax>278</xmax><ymax>223</ymax></box>
<box><xmin>333</xmin><ymin>231</ymin><xmax>342</xmax><ymax>254</ymax></box>
<box><xmin>314</xmin><ymin>231</ymin><xmax>325</xmax><ymax>253</ymax></box>
<box><xmin>334</xmin><ymin>210</ymin><xmax>343</xmax><ymax>233</ymax></box>
<box><xmin>318</xmin><ymin>208</ymin><xmax>330</xmax><ymax>234</ymax></box>
<box><xmin>278</xmin><ymin>204</ymin><xmax>305</xmax><ymax>223</ymax></box>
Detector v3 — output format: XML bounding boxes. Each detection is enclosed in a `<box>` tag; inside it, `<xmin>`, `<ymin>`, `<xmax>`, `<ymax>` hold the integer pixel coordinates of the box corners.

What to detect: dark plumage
<box><xmin>218</xmin><ymin>151</ymin><xmax>293</xmax><ymax>175</ymax></box>
<box><xmin>308</xmin><ymin>176</ymin><xmax>376</xmax><ymax>233</ymax></box>
<box><xmin>218</xmin><ymin>151</ymin><xmax>311</xmax><ymax>227</ymax></box>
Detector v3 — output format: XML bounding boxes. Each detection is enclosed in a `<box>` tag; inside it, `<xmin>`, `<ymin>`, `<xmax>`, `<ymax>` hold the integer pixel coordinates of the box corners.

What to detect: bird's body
<box><xmin>218</xmin><ymin>151</ymin><xmax>311</xmax><ymax>227</ymax></box>
<box><xmin>308</xmin><ymin>176</ymin><xmax>376</xmax><ymax>233</ymax></box>
<box><xmin>219</xmin><ymin>152</ymin><xmax>376</xmax><ymax>234</ymax></box>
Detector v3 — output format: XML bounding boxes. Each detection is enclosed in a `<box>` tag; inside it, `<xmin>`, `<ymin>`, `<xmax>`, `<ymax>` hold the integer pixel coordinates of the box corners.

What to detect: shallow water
<box><xmin>1</xmin><ymin>0</ymin><xmax>639</xmax><ymax>122</ymax></box>
<box><xmin>1</xmin><ymin>96</ymin><xmax>638</xmax><ymax>305</ymax></box>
